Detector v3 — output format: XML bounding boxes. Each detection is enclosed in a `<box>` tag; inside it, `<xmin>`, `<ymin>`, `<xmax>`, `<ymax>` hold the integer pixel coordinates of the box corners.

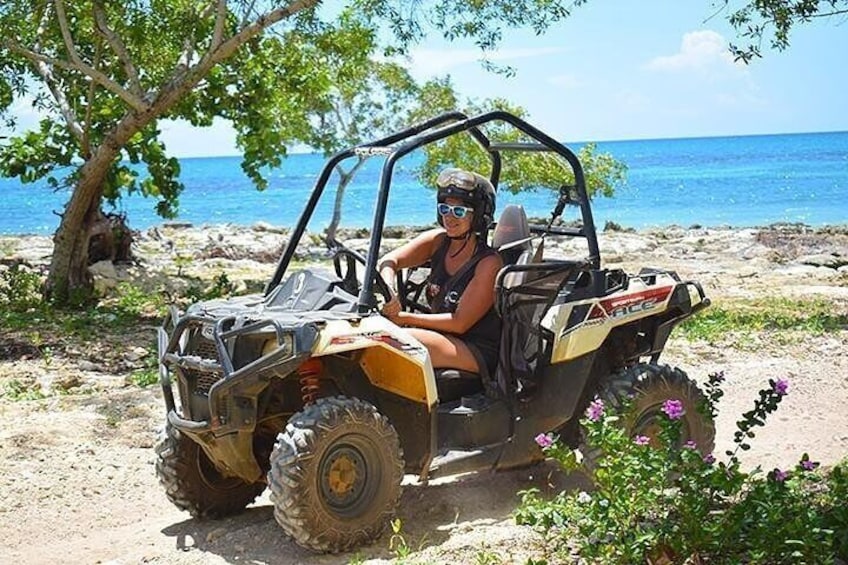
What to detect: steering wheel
<box><xmin>331</xmin><ymin>245</ymin><xmax>393</xmax><ymax>306</ymax></box>
<box><xmin>397</xmin><ymin>265</ymin><xmax>432</xmax><ymax>314</ymax></box>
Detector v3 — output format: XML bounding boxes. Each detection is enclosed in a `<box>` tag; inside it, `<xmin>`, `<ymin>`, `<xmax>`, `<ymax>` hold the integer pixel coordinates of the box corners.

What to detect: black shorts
<box><xmin>463</xmin><ymin>338</ymin><xmax>499</xmax><ymax>382</ymax></box>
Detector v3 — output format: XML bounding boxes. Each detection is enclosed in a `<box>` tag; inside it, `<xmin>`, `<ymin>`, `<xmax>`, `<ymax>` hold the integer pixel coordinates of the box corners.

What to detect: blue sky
<box><xmin>8</xmin><ymin>1</ymin><xmax>848</xmax><ymax>157</ymax></box>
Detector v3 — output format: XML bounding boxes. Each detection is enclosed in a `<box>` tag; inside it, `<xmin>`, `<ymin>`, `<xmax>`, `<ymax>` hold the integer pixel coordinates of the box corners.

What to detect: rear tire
<box><xmin>583</xmin><ymin>363</ymin><xmax>715</xmax><ymax>467</ymax></box>
<box><xmin>155</xmin><ymin>425</ymin><xmax>266</xmax><ymax>518</ymax></box>
<box><xmin>268</xmin><ymin>396</ymin><xmax>404</xmax><ymax>553</ymax></box>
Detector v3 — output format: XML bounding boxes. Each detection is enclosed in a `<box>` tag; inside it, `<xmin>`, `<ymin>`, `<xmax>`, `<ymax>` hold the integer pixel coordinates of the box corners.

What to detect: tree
<box><xmin>0</xmin><ymin>0</ymin><xmax>578</xmax><ymax>306</ymax></box>
<box><xmin>407</xmin><ymin>77</ymin><xmax>627</xmax><ymax>202</ymax></box>
<box><xmin>306</xmin><ymin>61</ymin><xmax>420</xmax><ymax>242</ymax></box>
<box><xmin>711</xmin><ymin>1</ymin><xmax>847</xmax><ymax>62</ymax></box>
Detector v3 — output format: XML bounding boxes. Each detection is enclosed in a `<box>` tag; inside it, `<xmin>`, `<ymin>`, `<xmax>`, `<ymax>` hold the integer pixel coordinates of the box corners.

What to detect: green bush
<box><xmin>0</xmin><ymin>264</ymin><xmax>44</xmax><ymax>310</ymax></box>
<box><xmin>517</xmin><ymin>372</ymin><xmax>847</xmax><ymax>564</ymax></box>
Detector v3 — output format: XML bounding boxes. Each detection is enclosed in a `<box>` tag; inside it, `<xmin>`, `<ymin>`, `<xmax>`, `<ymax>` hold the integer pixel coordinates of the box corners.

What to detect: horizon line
<box><xmin>173</xmin><ymin>127</ymin><xmax>848</xmax><ymax>160</ymax></box>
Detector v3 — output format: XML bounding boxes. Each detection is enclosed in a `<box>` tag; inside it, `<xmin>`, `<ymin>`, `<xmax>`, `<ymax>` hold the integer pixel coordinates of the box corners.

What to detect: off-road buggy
<box><xmin>155</xmin><ymin>110</ymin><xmax>714</xmax><ymax>553</ymax></box>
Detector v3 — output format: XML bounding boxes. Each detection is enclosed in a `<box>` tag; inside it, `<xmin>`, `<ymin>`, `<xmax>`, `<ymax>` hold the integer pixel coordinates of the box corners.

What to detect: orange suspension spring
<box><xmin>298</xmin><ymin>358</ymin><xmax>323</xmax><ymax>405</ymax></box>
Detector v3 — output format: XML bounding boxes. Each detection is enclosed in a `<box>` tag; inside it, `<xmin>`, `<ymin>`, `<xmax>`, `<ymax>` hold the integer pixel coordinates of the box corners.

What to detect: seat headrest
<box><xmin>492</xmin><ymin>204</ymin><xmax>531</xmax><ymax>251</ymax></box>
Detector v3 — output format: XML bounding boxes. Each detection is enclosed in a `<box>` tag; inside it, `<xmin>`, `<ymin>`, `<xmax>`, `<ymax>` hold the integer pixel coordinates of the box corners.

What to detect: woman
<box><xmin>379</xmin><ymin>168</ymin><xmax>503</xmax><ymax>378</ymax></box>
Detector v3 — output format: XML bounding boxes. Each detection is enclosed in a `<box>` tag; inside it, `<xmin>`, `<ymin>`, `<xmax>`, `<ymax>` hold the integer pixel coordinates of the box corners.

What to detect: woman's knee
<box><xmin>406</xmin><ymin>329</ymin><xmax>478</xmax><ymax>372</ymax></box>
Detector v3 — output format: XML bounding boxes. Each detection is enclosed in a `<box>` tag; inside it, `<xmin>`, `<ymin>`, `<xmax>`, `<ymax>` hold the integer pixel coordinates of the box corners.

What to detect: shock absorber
<box><xmin>298</xmin><ymin>358</ymin><xmax>323</xmax><ymax>405</ymax></box>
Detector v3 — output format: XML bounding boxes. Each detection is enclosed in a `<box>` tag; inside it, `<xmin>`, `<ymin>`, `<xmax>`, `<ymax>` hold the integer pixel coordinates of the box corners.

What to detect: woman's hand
<box><xmin>382</xmin><ymin>295</ymin><xmax>403</xmax><ymax>324</ymax></box>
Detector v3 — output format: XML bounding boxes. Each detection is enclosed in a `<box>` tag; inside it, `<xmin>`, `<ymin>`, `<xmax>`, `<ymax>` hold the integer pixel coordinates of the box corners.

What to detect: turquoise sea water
<box><xmin>1</xmin><ymin>130</ymin><xmax>846</xmax><ymax>235</ymax></box>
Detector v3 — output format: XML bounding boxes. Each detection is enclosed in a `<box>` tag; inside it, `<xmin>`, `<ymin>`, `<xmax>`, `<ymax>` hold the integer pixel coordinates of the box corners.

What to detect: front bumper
<box><xmin>158</xmin><ymin>308</ymin><xmax>315</xmax><ymax>481</ymax></box>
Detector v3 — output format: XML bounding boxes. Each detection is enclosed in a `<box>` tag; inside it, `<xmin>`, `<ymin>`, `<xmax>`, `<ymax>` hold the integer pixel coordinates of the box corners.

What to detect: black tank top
<box><xmin>426</xmin><ymin>236</ymin><xmax>501</xmax><ymax>371</ymax></box>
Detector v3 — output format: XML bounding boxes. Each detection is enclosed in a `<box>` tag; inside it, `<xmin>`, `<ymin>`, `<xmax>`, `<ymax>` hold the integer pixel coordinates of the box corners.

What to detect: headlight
<box><xmin>262</xmin><ymin>333</ymin><xmax>294</xmax><ymax>357</ymax></box>
<box><xmin>201</xmin><ymin>323</ymin><xmax>215</xmax><ymax>340</ymax></box>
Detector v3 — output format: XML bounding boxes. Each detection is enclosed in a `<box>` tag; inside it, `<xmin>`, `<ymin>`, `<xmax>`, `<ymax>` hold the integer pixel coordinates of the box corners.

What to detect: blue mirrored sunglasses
<box><xmin>437</xmin><ymin>203</ymin><xmax>474</xmax><ymax>219</ymax></box>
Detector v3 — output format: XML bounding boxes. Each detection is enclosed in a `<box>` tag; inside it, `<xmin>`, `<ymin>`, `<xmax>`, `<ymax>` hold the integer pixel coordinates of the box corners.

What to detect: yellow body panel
<box><xmin>359</xmin><ymin>346</ymin><xmax>429</xmax><ymax>403</ymax></box>
<box><xmin>313</xmin><ymin>317</ymin><xmax>437</xmax><ymax>407</ymax></box>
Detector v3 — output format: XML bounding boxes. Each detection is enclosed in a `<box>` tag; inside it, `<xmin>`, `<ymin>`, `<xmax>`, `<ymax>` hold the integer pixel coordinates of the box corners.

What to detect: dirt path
<box><xmin>1</xmin><ymin>224</ymin><xmax>847</xmax><ymax>564</ymax></box>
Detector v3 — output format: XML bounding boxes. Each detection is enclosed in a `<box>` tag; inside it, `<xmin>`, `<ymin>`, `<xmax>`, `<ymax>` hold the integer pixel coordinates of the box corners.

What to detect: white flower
<box><xmin>577</xmin><ymin>491</ymin><xmax>592</xmax><ymax>504</ymax></box>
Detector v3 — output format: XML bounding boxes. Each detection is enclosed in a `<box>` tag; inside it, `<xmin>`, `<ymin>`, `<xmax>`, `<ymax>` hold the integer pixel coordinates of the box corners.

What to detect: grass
<box><xmin>0</xmin><ymin>378</ymin><xmax>46</xmax><ymax>401</ymax></box>
<box><xmin>129</xmin><ymin>366</ymin><xmax>159</xmax><ymax>388</ymax></box>
<box><xmin>680</xmin><ymin>297</ymin><xmax>848</xmax><ymax>344</ymax></box>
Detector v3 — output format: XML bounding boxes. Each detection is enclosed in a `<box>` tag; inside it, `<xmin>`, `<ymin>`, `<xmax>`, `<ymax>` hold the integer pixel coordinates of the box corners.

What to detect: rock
<box><xmin>252</xmin><ymin>221</ymin><xmax>286</xmax><ymax>234</ymax></box>
<box><xmin>163</xmin><ymin>221</ymin><xmax>193</xmax><ymax>229</ymax></box>
<box><xmin>123</xmin><ymin>346</ymin><xmax>149</xmax><ymax>363</ymax></box>
<box><xmin>773</xmin><ymin>264</ymin><xmax>839</xmax><ymax>278</ymax></box>
<box><xmin>798</xmin><ymin>253</ymin><xmax>847</xmax><ymax>269</ymax></box>
<box><xmin>89</xmin><ymin>260</ymin><xmax>118</xmax><ymax>292</ymax></box>
<box><xmin>78</xmin><ymin>360</ymin><xmax>104</xmax><ymax>372</ymax></box>
<box><xmin>206</xmin><ymin>527</ymin><xmax>228</xmax><ymax>543</ymax></box>
<box><xmin>54</xmin><ymin>373</ymin><xmax>83</xmax><ymax>392</ymax></box>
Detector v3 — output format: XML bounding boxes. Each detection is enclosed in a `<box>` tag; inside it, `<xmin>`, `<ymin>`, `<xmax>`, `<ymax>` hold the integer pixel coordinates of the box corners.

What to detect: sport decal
<box><xmin>599</xmin><ymin>286</ymin><xmax>673</xmax><ymax>320</ymax></box>
<box><xmin>330</xmin><ymin>332</ymin><xmax>424</xmax><ymax>353</ymax></box>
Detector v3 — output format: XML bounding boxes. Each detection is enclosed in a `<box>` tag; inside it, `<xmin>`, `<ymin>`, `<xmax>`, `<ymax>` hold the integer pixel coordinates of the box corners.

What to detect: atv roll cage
<box><xmin>264</xmin><ymin>110</ymin><xmax>602</xmax><ymax>312</ymax></box>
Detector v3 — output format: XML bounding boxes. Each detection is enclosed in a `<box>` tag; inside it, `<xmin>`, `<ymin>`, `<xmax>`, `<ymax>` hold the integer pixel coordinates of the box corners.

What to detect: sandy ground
<box><xmin>1</xmin><ymin>223</ymin><xmax>847</xmax><ymax>564</ymax></box>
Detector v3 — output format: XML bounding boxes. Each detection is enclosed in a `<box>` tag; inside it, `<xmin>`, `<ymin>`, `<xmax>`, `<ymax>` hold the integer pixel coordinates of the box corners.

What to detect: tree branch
<box><xmin>208</xmin><ymin>0</ymin><xmax>319</xmax><ymax>66</ymax></box>
<box><xmin>809</xmin><ymin>8</ymin><xmax>848</xmax><ymax>19</ymax></box>
<box><xmin>240</xmin><ymin>0</ymin><xmax>260</xmax><ymax>28</ymax></box>
<box><xmin>53</xmin><ymin>0</ymin><xmax>148</xmax><ymax>112</ymax></box>
<box><xmin>21</xmin><ymin>7</ymin><xmax>84</xmax><ymax>141</ymax></box>
<box><xmin>92</xmin><ymin>1</ymin><xmax>144</xmax><ymax>98</ymax></box>
<box><xmin>211</xmin><ymin>0</ymin><xmax>227</xmax><ymax>50</ymax></box>
<box><xmin>81</xmin><ymin>37</ymin><xmax>103</xmax><ymax>159</ymax></box>
<box><xmin>149</xmin><ymin>0</ymin><xmax>319</xmax><ymax>116</ymax></box>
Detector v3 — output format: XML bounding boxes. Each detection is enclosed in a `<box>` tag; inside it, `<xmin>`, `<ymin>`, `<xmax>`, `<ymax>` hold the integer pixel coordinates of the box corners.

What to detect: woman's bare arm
<box><xmin>378</xmin><ymin>228</ymin><xmax>444</xmax><ymax>287</ymax></box>
<box><xmin>391</xmin><ymin>253</ymin><xmax>502</xmax><ymax>334</ymax></box>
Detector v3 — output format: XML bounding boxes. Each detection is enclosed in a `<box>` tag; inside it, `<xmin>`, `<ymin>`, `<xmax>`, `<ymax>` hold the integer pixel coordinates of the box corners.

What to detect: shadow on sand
<box><xmin>160</xmin><ymin>460</ymin><xmax>589</xmax><ymax>564</ymax></box>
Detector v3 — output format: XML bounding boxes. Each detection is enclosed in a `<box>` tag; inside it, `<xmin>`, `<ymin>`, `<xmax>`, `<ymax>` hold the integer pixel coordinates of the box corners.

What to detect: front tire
<box><xmin>584</xmin><ymin>363</ymin><xmax>716</xmax><ymax>466</ymax></box>
<box><xmin>268</xmin><ymin>396</ymin><xmax>404</xmax><ymax>553</ymax></box>
<box><xmin>154</xmin><ymin>426</ymin><xmax>266</xmax><ymax>518</ymax></box>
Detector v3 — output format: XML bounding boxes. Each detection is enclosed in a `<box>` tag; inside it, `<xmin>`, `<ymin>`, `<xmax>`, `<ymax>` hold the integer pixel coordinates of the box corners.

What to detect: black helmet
<box><xmin>435</xmin><ymin>168</ymin><xmax>496</xmax><ymax>234</ymax></box>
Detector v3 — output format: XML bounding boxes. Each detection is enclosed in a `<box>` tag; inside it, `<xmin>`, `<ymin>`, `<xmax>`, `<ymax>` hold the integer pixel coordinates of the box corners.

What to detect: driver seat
<box><xmin>492</xmin><ymin>204</ymin><xmax>532</xmax><ymax>265</ymax></box>
<box><xmin>491</xmin><ymin>205</ymin><xmax>542</xmax><ymax>288</ymax></box>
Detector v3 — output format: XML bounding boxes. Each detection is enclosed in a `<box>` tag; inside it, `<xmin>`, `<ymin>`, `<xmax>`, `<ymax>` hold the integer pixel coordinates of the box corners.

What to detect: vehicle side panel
<box><xmin>315</xmin><ymin>317</ymin><xmax>438</xmax><ymax>407</ymax></box>
<box><xmin>545</xmin><ymin>277</ymin><xmax>680</xmax><ymax>362</ymax></box>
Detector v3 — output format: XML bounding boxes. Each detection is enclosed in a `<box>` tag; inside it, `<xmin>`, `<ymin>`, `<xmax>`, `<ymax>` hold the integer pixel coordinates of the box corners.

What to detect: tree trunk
<box><xmin>46</xmin><ymin>147</ymin><xmax>117</xmax><ymax>306</ymax></box>
<box><xmin>326</xmin><ymin>158</ymin><xmax>365</xmax><ymax>242</ymax></box>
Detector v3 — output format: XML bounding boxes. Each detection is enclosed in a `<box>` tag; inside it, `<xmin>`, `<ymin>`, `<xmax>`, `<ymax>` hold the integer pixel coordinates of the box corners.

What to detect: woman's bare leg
<box><xmin>404</xmin><ymin>328</ymin><xmax>480</xmax><ymax>372</ymax></box>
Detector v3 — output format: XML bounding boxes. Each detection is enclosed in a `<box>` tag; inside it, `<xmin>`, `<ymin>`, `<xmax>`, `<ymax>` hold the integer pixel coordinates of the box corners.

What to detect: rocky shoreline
<box><xmin>3</xmin><ymin>221</ymin><xmax>848</xmax><ymax>300</ymax></box>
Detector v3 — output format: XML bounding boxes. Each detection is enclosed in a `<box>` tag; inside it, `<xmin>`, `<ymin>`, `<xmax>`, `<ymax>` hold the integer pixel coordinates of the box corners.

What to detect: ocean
<box><xmin>1</xmin><ymin>130</ymin><xmax>846</xmax><ymax>235</ymax></box>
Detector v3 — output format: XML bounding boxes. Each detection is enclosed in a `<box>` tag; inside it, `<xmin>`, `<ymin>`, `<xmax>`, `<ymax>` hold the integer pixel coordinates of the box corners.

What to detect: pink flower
<box><xmin>772</xmin><ymin>468</ymin><xmax>789</xmax><ymax>482</ymax></box>
<box><xmin>586</xmin><ymin>398</ymin><xmax>605</xmax><ymax>422</ymax></box>
<box><xmin>684</xmin><ymin>440</ymin><xmax>697</xmax><ymax>450</ymax></box>
<box><xmin>773</xmin><ymin>378</ymin><xmax>789</xmax><ymax>396</ymax></box>
<box><xmin>634</xmin><ymin>435</ymin><xmax>650</xmax><ymax>446</ymax></box>
<box><xmin>801</xmin><ymin>459</ymin><xmax>819</xmax><ymax>471</ymax></box>
<box><xmin>703</xmin><ymin>453</ymin><xmax>716</xmax><ymax>465</ymax></box>
<box><xmin>534</xmin><ymin>433</ymin><xmax>553</xmax><ymax>449</ymax></box>
<box><xmin>662</xmin><ymin>399</ymin><xmax>685</xmax><ymax>420</ymax></box>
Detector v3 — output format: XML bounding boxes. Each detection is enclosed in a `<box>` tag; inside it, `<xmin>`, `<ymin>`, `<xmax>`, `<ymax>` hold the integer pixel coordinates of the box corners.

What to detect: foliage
<box><xmin>712</xmin><ymin>0</ymin><xmax>848</xmax><ymax>62</ymax></box>
<box><xmin>311</xmin><ymin>59</ymin><xmax>421</xmax><ymax>240</ymax></box>
<box><xmin>0</xmin><ymin>1</ymin><xmax>579</xmax><ymax>304</ymax></box>
<box><xmin>517</xmin><ymin>372</ymin><xmax>847</xmax><ymax>563</ymax></box>
<box><xmin>680</xmin><ymin>297</ymin><xmax>848</xmax><ymax>343</ymax></box>
<box><xmin>183</xmin><ymin>271</ymin><xmax>238</xmax><ymax>303</ymax></box>
<box><xmin>0</xmin><ymin>264</ymin><xmax>43</xmax><ymax>310</ymax></box>
<box><xmin>406</xmin><ymin>77</ymin><xmax>627</xmax><ymax>201</ymax></box>
<box><xmin>389</xmin><ymin>518</ymin><xmax>413</xmax><ymax>560</ymax></box>
<box><xmin>1</xmin><ymin>377</ymin><xmax>47</xmax><ymax>402</ymax></box>
<box><xmin>129</xmin><ymin>367</ymin><xmax>159</xmax><ymax>388</ymax></box>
